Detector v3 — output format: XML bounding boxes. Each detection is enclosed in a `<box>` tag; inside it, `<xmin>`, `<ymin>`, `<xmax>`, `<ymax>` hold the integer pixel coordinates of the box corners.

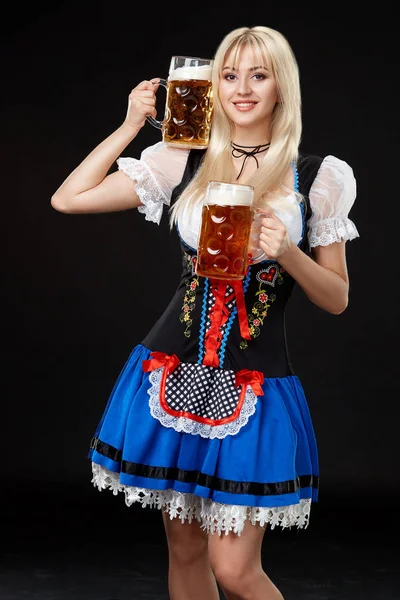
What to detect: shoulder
<box><xmin>138</xmin><ymin>142</ymin><xmax>190</xmax><ymax>188</ymax></box>
<box><xmin>117</xmin><ymin>141</ymin><xmax>189</xmax><ymax>171</ymax></box>
<box><xmin>298</xmin><ymin>153</ymin><xmax>356</xmax><ymax>197</ymax></box>
<box><xmin>300</xmin><ymin>153</ymin><xmax>356</xmax><ymax>186</ymax></box>
<box><xmin>140</xmin><ymin>141</ymin><xmax>190</xmax><ymax>166</ymax></box>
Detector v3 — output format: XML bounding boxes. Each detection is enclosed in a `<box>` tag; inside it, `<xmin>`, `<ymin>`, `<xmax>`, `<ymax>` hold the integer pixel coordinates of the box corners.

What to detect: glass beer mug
<box><xmin>146</xmin><ymin>55</ymin><xmax>214</xmax><ymax>150</ymax></box>
<box><xmin>196</xmin><ymin>181</ymin><xmax>266</xmax><ymax>281</ymax></box>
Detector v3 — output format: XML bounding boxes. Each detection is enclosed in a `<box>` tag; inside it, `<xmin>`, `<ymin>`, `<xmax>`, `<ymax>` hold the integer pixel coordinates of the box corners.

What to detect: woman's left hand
<box><xmin>258</xmin><ymin>212</ymin><xmax>294</xmax><ymax>260</ymax></box>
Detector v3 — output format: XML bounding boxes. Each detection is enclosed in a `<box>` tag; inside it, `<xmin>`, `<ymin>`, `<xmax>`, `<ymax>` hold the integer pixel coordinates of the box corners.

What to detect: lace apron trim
<box><xmin>142</xmin><ymin>353</ymin><xmax>264</xmax><ymax>439</ymax></box>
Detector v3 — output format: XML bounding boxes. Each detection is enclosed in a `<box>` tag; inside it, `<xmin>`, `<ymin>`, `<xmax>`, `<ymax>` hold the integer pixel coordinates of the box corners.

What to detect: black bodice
<box><xmin>142</xmin><ymin>150</ymin><xmax>323</xmax><ymax>378</ymax></box>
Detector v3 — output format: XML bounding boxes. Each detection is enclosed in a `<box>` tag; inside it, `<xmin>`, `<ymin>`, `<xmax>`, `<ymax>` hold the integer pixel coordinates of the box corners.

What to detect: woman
<box><xmin>51</xmin><ymin>25</ymin><xmax>359</xmax><ymax>600</ymax></box>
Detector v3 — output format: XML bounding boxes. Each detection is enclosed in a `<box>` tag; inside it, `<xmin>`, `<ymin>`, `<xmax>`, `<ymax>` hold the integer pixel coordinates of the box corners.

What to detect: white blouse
<box><xmin>116</xmin><ymin>141</ymin><xmax>359</xmax><ymax>249</ymax></box>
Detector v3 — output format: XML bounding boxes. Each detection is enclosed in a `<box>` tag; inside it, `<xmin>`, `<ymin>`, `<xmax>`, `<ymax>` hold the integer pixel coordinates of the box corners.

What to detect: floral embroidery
<box><xmin>184</xmin><ymin>252</ymin><xmax>198</xmax><ymax>276</ymax></box>
<box><xmin>180</xmin><ymin>253</ymin><xmax>200</xmax><ymax>338</ymax></box>
<box><xmin>240</xmin><ymin>263</ymin><xmax>284</xmax><ymax>350</ymax></box>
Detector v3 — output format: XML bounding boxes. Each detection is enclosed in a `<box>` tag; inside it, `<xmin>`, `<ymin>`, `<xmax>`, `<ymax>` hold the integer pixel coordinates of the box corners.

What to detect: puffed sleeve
<box><xmin>307</xmin><ymin>155</ymin><xmax>360</xmax><ymax>247</ymax></box>
<box><xmin>116</xmin><ymin>141</ymin><xmax>189</xmax><ymax>225</ymax></box>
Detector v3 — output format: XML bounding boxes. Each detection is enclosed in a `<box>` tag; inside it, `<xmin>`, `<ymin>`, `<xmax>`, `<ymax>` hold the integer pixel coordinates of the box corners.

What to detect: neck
<box><xmin>232</xmin><ymin>138</ymin><xmax>270</xmax><ymax>147</ymax></box>
<box><xmin>232</xmin><ymin>141</ymin><xmax>270</xmax><ymax>150</ymax></box>
<box><xmin>232</xmin><ymin>125</ymin><xmax>271</xmax><ymax>147</ymax></box>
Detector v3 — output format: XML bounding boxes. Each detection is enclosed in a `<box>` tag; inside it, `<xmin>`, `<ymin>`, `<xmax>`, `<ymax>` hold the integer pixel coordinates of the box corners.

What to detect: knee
<box><xmin>169</xmin><ymin>539</ymin><xmax>207</xmax><ymax>566</ymax></box>
<box><xmin>168</xmin><ymin>532</ymin><xmax>208</xmax><ymax>566</ymax></box>
<box><xmin>210</xmin><ymin>556</ymin><xmax>256</xmax><ymax>597</ymax></box>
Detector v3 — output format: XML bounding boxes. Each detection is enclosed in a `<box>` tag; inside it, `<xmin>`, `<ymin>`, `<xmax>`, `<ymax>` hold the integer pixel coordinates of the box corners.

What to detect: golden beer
<box><xmin>146</xmin><ymin>56</ymin><xmax>214</xmax><ymax>150</ymax></box>
<box><xmin>196</xmin><ymin>182</ymin><xmax>255</xmax><ymax>280</ymax></box>
<box><xmin>163</xmin><ymin>78</ymin><xmax>213</xmax><ymax>149</ymax></box>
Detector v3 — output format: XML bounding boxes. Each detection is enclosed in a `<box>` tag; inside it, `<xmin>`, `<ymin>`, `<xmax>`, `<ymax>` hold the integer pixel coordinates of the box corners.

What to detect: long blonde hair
<box><xmin>169</xmin><ymin>25</ymin><xmax>302</xmax><ymax>228</ymax></box>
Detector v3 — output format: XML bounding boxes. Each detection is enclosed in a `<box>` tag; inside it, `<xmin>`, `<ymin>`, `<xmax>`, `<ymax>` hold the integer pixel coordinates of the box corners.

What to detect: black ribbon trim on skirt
<box><xmin>90</xmin><ymin>437</ymin><xmax>319</xmax><ymax>496</ymax></box>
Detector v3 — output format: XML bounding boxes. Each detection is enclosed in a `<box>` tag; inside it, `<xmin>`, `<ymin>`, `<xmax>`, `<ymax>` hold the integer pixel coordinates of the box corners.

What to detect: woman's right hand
<box><xmin>124</xmin><ymin>78</ymin><xmax>160</xmax><ymax>130</ymax></box>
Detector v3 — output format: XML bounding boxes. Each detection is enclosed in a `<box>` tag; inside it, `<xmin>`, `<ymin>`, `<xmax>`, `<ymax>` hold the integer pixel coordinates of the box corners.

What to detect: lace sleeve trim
<box><xmin>308</xmin><ymin>216</ymin><xmax>360</xmax><ymax>248</ymax></box>
<box><xmin>116</xmin><ymin>157</ymin><xmax>170</xmax><ymax>225</ymax></box>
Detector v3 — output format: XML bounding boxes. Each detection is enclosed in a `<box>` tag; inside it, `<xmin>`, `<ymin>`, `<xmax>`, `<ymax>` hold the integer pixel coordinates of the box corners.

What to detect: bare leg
<box><xmin>162</xmin><ymin>510</ymin><xmax>220</xmax><ymax>600</ymax></box>
<box><xmin>208</xmin><ymin>520</ymin><xmax>284</xmax><ymax>600</ymax></box>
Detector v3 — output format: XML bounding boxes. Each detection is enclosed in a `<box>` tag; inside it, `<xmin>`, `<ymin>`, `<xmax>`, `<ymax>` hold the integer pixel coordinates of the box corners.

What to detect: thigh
<box><xmin>208</xmin><ymin>519</ymin><xmax>267</xmax><ymax>572</ymax></box>
<box><xmin>162</xmin><ymin>510</ymin><xmax>209</xmax><ymax>561</ymax></box>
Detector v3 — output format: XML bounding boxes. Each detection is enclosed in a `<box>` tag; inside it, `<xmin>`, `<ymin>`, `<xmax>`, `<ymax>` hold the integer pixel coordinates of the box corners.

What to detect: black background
<box><xmin>2</xmin><ymin>0</ymin><xmax>399</xmax><ymax>590</ymax></box>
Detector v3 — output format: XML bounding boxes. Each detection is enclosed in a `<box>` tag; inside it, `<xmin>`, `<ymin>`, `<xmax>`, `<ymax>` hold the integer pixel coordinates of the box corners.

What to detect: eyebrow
<box><xmin>222</xmin><ymin>65</ymin><xmax>269</xmax><ymax>72</ymax></box>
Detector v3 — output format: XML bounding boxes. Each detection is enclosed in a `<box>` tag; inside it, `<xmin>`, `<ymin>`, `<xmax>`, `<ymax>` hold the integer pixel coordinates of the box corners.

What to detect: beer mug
<box><xmin>196</xmin><ymin>181</ymin><xmax>266</xmax><ymax>281</ymax></box>
<box><xmin>146</xmin><ymin>55</ymin><xmax>214</xmax><ymax>150</ymax></box>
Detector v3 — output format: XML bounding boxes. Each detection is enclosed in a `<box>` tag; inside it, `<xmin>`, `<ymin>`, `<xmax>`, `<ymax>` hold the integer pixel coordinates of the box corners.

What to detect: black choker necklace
<box><xmin>231</xmin><ymin>141</ymin><xmax>271</xmax><ymax>180</ymax></box>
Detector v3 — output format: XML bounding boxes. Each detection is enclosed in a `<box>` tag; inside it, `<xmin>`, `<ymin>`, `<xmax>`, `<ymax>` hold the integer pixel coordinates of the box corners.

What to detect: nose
<box><xmin>237</xmin><ymin>77</ymin><xmax>252</xmax><ymax>95</ymax></box>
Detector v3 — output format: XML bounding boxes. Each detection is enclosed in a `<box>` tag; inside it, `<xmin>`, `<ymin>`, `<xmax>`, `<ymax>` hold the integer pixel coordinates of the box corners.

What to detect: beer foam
<box><xmin>206</xmin><ymin>185</ymin><xmax>253</xmax><ymax>206</ymax></box>
<box><xmin>169</xmin><ymin>64</ymin><xmax>213</xmax><ymax>82</ymax></box>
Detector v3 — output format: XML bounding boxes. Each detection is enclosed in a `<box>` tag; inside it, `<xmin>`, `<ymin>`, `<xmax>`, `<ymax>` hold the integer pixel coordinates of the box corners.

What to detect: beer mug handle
<box><xmin>248</xmin><ymin>211</ymin><xmax>269</xmax><ymax>263</ymax></box>
<box><xmin>146</xmin><ymin>78</ymin><xmax>168</xmax><ymax>129</ymax></box>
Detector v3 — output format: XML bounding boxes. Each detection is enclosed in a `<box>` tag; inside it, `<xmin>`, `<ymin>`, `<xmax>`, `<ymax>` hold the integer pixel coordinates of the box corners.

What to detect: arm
<box><xmin>51</xmin><ymin>79</ymin><xmax>159</xmax><ymax>214</ymax></box>
<box><xmin>258</xmin><ymin>214</ymin><xmax>349</xmax><ymax>314</ymax></box>
<box><xmin>277</xmin><ymin>241</ymin><xmax>349</xmax><ymax>315</ymax></box>
<box><xmin>258</xmin><ymin>156</ymin><xmax>359</xmax><ymax>315</ymax></box>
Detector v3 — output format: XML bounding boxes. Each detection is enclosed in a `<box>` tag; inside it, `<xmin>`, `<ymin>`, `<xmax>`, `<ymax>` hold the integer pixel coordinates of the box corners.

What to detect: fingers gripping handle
<box><xmin>248</xmin><ymin>212</ymin><xmax>269</xmax><ymax>263</ymax></box>
<box><xmin>146</xmin><ymin>78</ymin><xmax>167</xmax><ymax>129</ymax></box>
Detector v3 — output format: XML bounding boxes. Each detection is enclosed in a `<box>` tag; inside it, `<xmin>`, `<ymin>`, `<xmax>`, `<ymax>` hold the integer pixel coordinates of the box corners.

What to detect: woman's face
<box><xmin>218</xmin><ymin>45</ymin><xmax>278</xmax><ymax>133</ymax></box>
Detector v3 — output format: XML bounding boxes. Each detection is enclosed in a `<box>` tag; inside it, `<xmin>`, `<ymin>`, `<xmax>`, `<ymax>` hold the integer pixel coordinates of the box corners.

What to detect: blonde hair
<box><xmin>169</xmin><ymin>25</ymin><xmax>302</xmax><ymax>227</ymax></box>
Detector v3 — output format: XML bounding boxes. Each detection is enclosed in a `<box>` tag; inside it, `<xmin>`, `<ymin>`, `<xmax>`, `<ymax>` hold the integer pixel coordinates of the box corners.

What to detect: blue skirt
<box><xmin>88</xmin><ymin>343</ymin><xmax>319</xmax><ymax>535</ymax></box>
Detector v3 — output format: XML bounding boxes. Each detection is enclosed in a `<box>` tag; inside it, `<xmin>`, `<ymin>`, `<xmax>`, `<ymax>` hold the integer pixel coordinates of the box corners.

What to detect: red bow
<box><xmin>142</xmin><ymin>351</ymin><xmax>181</xmax><ymax>374</ymax></box>
<box><xmin>235</xmin><ymin>369</ymin><xmax>264</xmax><ymax>396</ymax></box>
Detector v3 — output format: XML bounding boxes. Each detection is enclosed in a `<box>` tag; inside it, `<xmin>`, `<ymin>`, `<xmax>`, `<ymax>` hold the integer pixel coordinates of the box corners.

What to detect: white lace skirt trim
<box><xmin>147</xmin><ymin>367</ymin><xmax>258</xmax><ymax>439</ymax></box>
<box><xmin>91</xmin><ymin>463</ymin><xmax>312</xmax><ymax>536</ymax></box>
<box><xmin>116</xmin><ymin>157</ymin><xmax>169</xmax><ymax>225</ymax></box>
<box><xmin>308</xmin><ymin>216</ymin><xmax>360</xmax><ymax>247</ymax></box>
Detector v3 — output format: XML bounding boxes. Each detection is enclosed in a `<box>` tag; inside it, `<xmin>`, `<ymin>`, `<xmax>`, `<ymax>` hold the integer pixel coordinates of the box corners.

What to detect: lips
<box><xmin>233</xmin><ymin>101</ymin><xmax>257</xmax><ymax>111</ymax></box>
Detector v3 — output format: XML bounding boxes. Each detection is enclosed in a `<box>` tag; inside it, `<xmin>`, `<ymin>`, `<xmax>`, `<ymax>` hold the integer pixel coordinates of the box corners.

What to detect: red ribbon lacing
<box><xmin>203</xmin><ymin>278</ymin><xmax>251</xmax><ymax>368</ymax></box>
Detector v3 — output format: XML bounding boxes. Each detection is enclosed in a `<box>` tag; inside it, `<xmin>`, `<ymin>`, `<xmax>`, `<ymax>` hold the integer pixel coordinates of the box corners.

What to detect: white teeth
<box><xmin>235</xmin><ymin>103</ymin><xmax>254</xmax><ymax>107</ymax></box>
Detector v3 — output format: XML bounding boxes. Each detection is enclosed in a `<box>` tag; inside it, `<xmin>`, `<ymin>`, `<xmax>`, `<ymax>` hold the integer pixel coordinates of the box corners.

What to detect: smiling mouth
<box><xmin>232</xmin><ymin>102</ymin><xmax>258</xmax><ymax>111</ymax></box>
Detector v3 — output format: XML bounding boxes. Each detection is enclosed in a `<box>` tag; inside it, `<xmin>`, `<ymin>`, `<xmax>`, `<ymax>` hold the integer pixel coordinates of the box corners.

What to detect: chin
<box><xmin>231</xmin><ymin>116</ymin><xmax>260</xmax><ymax>128</ymax></box>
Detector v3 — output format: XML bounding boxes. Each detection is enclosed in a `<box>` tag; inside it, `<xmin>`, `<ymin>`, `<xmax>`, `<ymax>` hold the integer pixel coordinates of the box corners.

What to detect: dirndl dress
<box><xmin>88</xmin><ymin>149</ymin><xmax>325</xmax><ymax>536</ymax></box>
